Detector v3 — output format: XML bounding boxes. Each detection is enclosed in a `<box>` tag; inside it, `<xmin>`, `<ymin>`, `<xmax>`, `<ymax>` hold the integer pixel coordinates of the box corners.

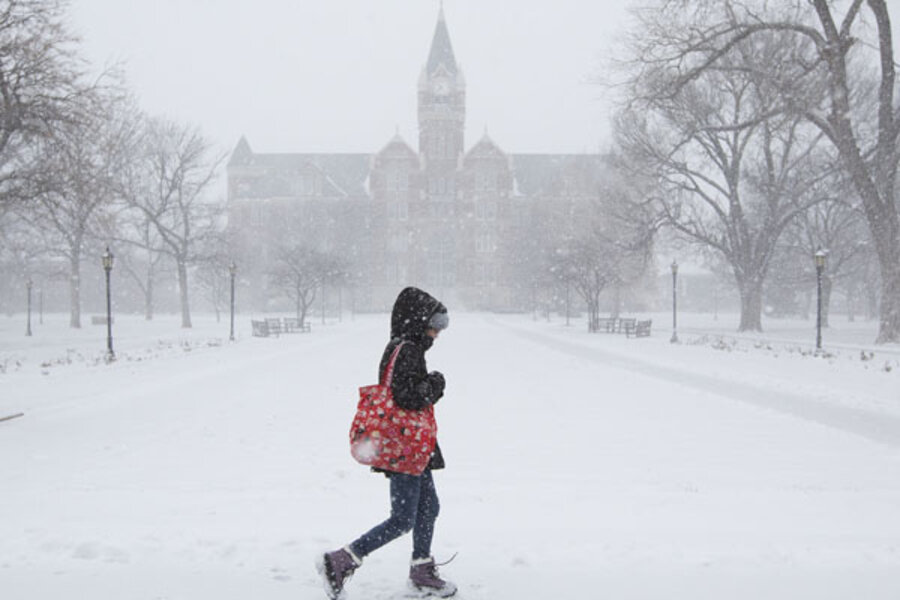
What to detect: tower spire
<box><xmin>426</xmin><ymin>3</ymin><xmax>457</xmax><ymax>76</ymax></box>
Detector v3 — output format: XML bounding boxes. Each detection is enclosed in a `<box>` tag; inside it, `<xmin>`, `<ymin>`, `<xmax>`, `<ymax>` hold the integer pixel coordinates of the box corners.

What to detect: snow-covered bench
<box><xmin>592</xmin><ymin>317</ymin><xmax>636</xmax><ymax>334</ymax></box>
<box><xmin>264</xmin><ymin>318</ymin><xmax>284</xmax><ymax>336</ymax></box>
<box><xmin>625</xmin><ymin>319</ymin><xmax>652</xmax><ymax>338</ymax></box>
<box><xmin>251</xmin><ymin>320</ymin><xmax>271</xmax><ymax>337</ymax></box>
<box><xmin>282</xmin><ymin>317</ymin><xmax>311</xmax><ymax>333</ymax></box>
<box><xmin>252</xmin><ymin>318</ymin><xmax>311</xmax><ymax>337</ymax></box>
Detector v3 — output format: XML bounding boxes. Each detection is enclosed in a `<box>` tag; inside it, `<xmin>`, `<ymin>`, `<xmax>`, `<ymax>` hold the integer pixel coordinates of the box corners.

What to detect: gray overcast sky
<box><xmin>69</xmin><ymin>0</ymin><xmax>631</xmax><ymax>157</ymax></box>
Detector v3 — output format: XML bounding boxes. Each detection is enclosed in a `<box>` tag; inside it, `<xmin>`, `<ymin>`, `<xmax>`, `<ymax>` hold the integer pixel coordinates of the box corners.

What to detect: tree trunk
<box><xmin>296</xmin><ymin>291</ymin><xmax>302</xmax><ymax>324</ymax></box>
<box><xmin>176</xmin><ymin>258</ymin><xmax>192</xmax><ymax>328</ymax></box>
<box><xmin>611</xmin><ymin>284</ymin><xmax>622</xmax><ymax>319</ymax></box>
<box><xmin>857</xmin><ymin>183</ymin><xmax>900</xmax><ymax>341</ymax></box>
<box><xmin>867</xmin><ymin>284</ymin><xmax>879</xmax><ymax>321</ymax></box>
<box><xmin>876</xmin><ymin>257</ymin><xmax>900</xmax><ymax>343</ymax></box>
<box><xmin>144</xmin><ymin>275</ymin><xmax>154</xmax><ymax>321</ymax></box>
<box><xmin>588</xmin><ymin>296</ymin><xmax>601</xmax><ymax>332</ymax></box>
<box><xmin>736</xmin><ymin>279</ymin><xmax>763</xmax><ymax>332</ymax></box>
<box><xmin>69</xmin><ymin>252</ymin><xmax>81</xmax><ymax>328</ymax></box>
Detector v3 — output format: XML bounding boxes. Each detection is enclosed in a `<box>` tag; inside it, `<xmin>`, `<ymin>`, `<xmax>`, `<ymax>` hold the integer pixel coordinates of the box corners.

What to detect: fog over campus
<box><xmin>2</xmin><ymin>0</ymin><xmax>899</xmax><ymax>344</ymax></box>
<box><xmin>71</xmin><ymin>0</ymin><xmax>628</xmax><ymax>156</ymax></box>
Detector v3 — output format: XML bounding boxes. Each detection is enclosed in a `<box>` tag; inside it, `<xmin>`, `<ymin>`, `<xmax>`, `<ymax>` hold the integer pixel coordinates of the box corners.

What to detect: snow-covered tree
<box><xmin>617</xmin><ymin>0</ymin><xmax>900</xmax><ymax>342</ymax></box>
<box><xmin>122</xmin><ymin>117</ymin><xmax>225</xmax><ymax>328</ymax></box>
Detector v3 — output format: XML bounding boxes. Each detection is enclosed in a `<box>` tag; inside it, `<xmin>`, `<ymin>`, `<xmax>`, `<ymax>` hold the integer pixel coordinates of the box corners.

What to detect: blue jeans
<box><xmin>349</xmin><ymin>470</ymin><xmax>440</xmax><ymax>560</ymax></box>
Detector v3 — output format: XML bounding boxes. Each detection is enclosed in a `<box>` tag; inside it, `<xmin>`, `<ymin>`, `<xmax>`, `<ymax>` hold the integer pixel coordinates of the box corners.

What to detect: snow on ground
<box><xmin>1</xmin><ymin>311</ymin><xmax>898</xmax><ymax>599</ymax></box>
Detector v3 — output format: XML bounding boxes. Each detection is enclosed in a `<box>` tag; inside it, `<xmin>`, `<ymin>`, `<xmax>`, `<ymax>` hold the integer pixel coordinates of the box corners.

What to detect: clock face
<box><xmin>434</xmin><ymin>80</ymin><xmax>449</xmax><ymax>95</ymax></box>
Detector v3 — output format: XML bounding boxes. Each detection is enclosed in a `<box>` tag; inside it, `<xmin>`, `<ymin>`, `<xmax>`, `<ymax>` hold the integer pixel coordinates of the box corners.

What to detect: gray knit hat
<box><xmin>428</xmin><ymin>310</ymin><xmax>449</xmax><ymax>331</ymax></box>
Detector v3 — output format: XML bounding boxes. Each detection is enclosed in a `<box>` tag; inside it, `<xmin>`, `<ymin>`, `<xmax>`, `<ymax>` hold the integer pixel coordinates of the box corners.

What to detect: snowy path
<box><xmin>501</xmin><ymin>318</ymin><xmax>900</xmax><ymax>448</ymax></box>
<box><xmin>1</xmin><ymin>313</ymin><xmax>898</xmax><ymax>599</ymax></box>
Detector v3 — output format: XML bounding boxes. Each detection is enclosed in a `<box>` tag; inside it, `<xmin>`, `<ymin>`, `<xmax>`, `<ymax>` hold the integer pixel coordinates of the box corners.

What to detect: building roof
<box><xmin>228</xmin><ymin>135</ymin><xmax>253</xmax><ymax>167</ymax></box>
<box><xmin>464</xmin><ymin>132</ymin><xmax>507</xmax><ymax>162</ymax></box>
<box><xmin>229</xmin><ymin>142</ymin><xmax>371</xmax><ymax>198</ymax></box>
<box><xmin>375</xmin><ymin>133</ymin><xmax>418</xmax><ymax>160</ymax></box>
<box><xmin>510</xmin><ymin>154</ymin><xmax>609</xmax><ymax>197</ymax></box>
<box><xmin>228</xmin><ymin>143</ymin><xmax>610</xmax><ymax>202</ymax></box>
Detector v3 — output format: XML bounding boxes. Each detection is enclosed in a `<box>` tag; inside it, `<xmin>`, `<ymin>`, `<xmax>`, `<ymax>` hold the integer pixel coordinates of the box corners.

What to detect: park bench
<box><xmin>616</xmin><ymin>318</ymin><xmax>636</xmax><ymax>334</ymax></box>
<box><xmin>252</xmin><ymin>317</ymin><xmax>312</xmax><ymax>337</ymax></box>
<box><xmin>264</xmin><ymin>317</ymin><xmax>283</xmax><ymax>336</ymax></box>
<box><xmin>625</xmin><ymin>319</ymin><xmax>652</xmax><ymax>338</ymax></box>
<box><xmin>283</xmin><ymin>317</ymin><xmax>311</xmax><ymax>333</ymax></box>
<box><xmin>251</xmin><ymin>319</ymin><xmax>270</xmax><ymax>337</ymax></box>
<box><xmin>593</xmin><ymin>317</ymin><xmax>617</xmax><ymax>333</ymax></box>
<box><xmin>591</xmin><ymin>316</ymin><xmax>648</xmax><ymax>335</ymax></box>
<box><xmin>592</xmin><ymin>316</ymin><xmax>636</xmax><ymax>333</ymax></box>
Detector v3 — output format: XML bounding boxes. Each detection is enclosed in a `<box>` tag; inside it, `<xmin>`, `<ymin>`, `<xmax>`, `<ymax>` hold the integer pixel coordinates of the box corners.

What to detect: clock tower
<box><xmin>418</xmin><ymin>6</ymin><xmax>466</xmax><ymax>191</ymax></box>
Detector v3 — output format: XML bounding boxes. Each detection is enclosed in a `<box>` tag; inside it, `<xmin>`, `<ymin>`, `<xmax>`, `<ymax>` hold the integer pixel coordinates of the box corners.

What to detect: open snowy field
<box><xmin>1</xmin><ymin>311</ymin><xmax>899</xmax><ymax>599</ymax></box>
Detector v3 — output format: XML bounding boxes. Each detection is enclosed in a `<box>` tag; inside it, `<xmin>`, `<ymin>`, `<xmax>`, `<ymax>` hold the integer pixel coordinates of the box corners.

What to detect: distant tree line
<box><xmin>0</xmin><ymin>0</ymin><xmax>226</xmax><ymax>327</ymax></box>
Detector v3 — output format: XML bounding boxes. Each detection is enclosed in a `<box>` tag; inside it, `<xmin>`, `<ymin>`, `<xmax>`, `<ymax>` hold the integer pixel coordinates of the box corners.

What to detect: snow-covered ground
<box><xmin>1</xmin><ymin>310</ymin><xmax>898</xmax><ymax>599</ymax></box>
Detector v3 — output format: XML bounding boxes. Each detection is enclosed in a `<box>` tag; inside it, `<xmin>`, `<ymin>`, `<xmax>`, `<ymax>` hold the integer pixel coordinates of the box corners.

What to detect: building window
<box><xmin>389</xmin><ymin>232</ymin><xmax>408</xmax><ymax>253</ymax></box>
<box><xmin>476</xmin><ymin>232</ymin><xmax>493</xmax><ymax>253</ymax></box>
<box><xmin>387</xmin><ymin>170</ymin><xmax>408</xmax><ymax>192</ymax></box>
<box><xmin>475</xmin><ymin>201</ymin><xmax>496</xmax><ymax>221</ymax></box>
<box><xmin>430</xmin><ymin>200</ymin><xmax>454</xmax><ymax>219</ymax></box>
<box><xmin>387</xmin><ymin>201</ymin><xmax>408</xmax><ymax>221</ymax></box>
<box><xmin>428</xmin><ymin>177</ymin><xmax>452</xmax><ymax>196</ymax></box>
<box><xmin>477</xmin><ymin>171</ymin><xmax>495</xmax><ymax>191</ymax></box>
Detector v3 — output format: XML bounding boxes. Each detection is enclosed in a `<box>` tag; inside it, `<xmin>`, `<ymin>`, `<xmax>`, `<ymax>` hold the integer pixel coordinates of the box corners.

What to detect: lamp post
<box><xmin>814</xmin><ymin>249</ymin><xmax>827</xmax><ymax>352</ymax></box>
<box><xmin>670</xmin><ymin>260</ymin><xmax>679</xmax><ymax>343</ymax></box>
<box><xmin>229</xmin><ymin>261</ymin><xmax>237</xmax><ymax>341</ymax></box>
<box><xmin>25</xmin><ymin>277</ymin><xmax>33</xmax><ymax>337</ymax></box>
<box><xmin>102</xmin><ymin>247</ymin><xmax>115</xmax><ymax>362</ymax></box>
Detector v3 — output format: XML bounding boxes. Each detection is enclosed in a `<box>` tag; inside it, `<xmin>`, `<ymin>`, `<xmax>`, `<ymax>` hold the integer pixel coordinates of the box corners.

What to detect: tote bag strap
<box><xmin>381</xmin><ymin>341</ymin><xmax>407</xmax><ymax>387</ymax></box>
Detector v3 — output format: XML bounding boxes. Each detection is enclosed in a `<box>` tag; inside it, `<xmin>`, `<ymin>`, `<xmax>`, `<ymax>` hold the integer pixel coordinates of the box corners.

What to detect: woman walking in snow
<box><xmin>318</xmin><ymin>287</ymin><xmax>456</xmax><ymax>599</ymax></box>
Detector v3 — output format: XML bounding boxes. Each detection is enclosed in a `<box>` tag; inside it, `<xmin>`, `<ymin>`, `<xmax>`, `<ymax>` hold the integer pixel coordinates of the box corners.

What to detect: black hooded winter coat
<box><xmin>377</xmin><ymin>287</ymin><xmax>448</xmax><ymax>472</ymax></box>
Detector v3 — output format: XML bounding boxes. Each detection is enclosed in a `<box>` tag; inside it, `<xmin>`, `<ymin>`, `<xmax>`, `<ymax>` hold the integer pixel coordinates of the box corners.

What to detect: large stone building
<box><xmin>227</xmin><ymin>8</ymin><xmax>610</xmax><ymax>313</ymax></box>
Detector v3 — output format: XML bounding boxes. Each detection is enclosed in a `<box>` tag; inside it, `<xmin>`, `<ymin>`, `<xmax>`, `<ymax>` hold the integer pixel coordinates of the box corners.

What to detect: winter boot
<box><xmin>408</xmin><ymin>556</ymin><xmax>458</xmax><ymax>598</ymax></box>
<box><xmin>317</xmin><ymin>546</ymin><xmax>362</xmax><ymax>599</ymax></box>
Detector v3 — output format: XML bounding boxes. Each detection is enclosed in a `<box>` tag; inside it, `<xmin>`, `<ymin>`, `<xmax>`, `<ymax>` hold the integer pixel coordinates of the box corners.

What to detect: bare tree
<box><xmin>617</xmin><ymin>22</ymin><xmax>833</xmax><ymax>331</ymax></box>
<box><xmin>556</xmin><ymin>194</ymin><xmax>654</xmax><ymax>332</ymax></box>
<box><xmin>620</xmin><ymin>0</ymin><xmax>900</xmax><ymax>342</ymax></box>
<box><xmin>20</xmin><ymin>91</ymin><xmax>133</xmax><ymax>328</ymax></box>
<box><xmin>123</xmin><ymin>117</ymin><xmax>225</xmax><ymax>328</ymax></box>
<box><xmin>0</xmin><ymin>0</ymin><xmax>87</xmax><ymax>214</ymax></box>
<box><xmin>193</xmin><ymin>230</ymin><xmax>236</xmax><ymax>322</ymax></box>
<box><xmin>108</xmin><ymin>210</ymin><xmax>170</xmax><ymax>320</ymax></box>
<box><xmin>269</xmin><ymin>245</ymin><xmax>334</xmax><ymax>328</ymax></box>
